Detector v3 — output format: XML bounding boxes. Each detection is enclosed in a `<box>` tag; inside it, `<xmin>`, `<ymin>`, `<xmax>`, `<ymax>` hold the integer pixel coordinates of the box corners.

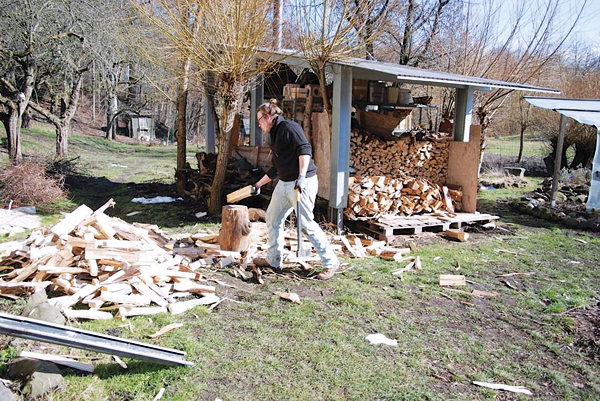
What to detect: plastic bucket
<box><xmin>368</xmin><ymin>82</ymin><xmax>386</xmax><ymax>103</ymax></box>
<box><xmin>397</xmin><ymin>88</ymin><xmax>411</xmax><ymax>105</ymax></box>
<box><xmin>386</xmin><ymin>87</ymin><xmax>399</xmax><ymax>104</ymax></box>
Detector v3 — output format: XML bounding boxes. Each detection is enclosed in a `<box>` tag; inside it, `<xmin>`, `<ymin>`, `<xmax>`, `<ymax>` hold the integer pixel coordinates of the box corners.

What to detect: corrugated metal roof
<box><xmin>524</xmin><ymin>96</ymin><xmax>600</xmax><ymax>127</ymax></box>
<box><xmin>268</xmin><ymin>49</ymin><xmax>560</xmax><ymax>93</ymax></box>
<box><xmin>524</xmin><ymin>96</ymin><xmax>600</xmax><ymax>112</ymax></box>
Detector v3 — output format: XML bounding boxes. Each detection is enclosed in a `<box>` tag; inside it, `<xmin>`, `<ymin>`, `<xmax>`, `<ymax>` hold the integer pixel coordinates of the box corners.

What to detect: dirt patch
<box><xmin>570</xmin><ymin>301</ymin><xmax>600</xmax><ymax>361</ymax></box>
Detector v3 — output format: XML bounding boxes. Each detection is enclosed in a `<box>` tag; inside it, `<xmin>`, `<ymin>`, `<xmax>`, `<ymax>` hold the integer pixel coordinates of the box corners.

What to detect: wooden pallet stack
<box><xmin>345</xmin><ymin>175</ymin><xmax>461</xmax><ymax>220</ymax></box>
<box><xmin>349</xmin><ymin>129</ymin><xmax>450</xmax><ymax>185</ymax></box>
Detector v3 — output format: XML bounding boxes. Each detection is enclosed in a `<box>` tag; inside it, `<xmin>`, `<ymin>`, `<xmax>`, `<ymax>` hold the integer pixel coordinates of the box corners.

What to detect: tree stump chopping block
<box><xmin>219</xmin><ymin>205</ymin><xmax>252</xmax><ymax>252</ymax></box>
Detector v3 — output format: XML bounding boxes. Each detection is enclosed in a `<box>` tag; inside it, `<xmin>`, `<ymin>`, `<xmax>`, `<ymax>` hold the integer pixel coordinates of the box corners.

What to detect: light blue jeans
<box><xmin>265</xmin><ymin>175</ymin><xmax>338</xmax><ymax>269</ymax></box>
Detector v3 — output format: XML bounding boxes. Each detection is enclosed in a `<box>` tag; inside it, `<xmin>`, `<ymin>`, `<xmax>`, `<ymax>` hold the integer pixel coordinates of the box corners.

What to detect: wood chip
<box><xmin>472</xmin><ymin>381</ymin><xmax>532</xmax><ymax>395</ymax></box>
<box><xmin>274</xmin><ymin>291</ymin><xmax>302</xmax><ymax>305</ymax></box>
<box><xmin>113</xmin><ymin>355</ymin><xmax>128</xmax><ymax>369</ymax></box>
<box><xmin>148</xmin><ymin>323</ymin><xmax>184</xmax><ymax>338</ymax></box>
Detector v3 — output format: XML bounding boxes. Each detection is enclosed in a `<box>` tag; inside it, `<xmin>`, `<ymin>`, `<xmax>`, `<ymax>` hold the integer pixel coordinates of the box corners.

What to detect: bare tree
<box><xmin>133</xmin><ymin>0</ymin><xmax>276</xmax><ymax>214</ymax></box>
<box><xmin>0</xmin><ymin>0</ymin><xmax>85</xmax><ymax>163</ymax></box>
<box><xmin>291</xmin><ymin>0</ymin><xmax>387</xmax><ymax>128</ymax></box>
<box><xmin>28</xmin><ymin>62</ymin><xmax>88</xmax><ymax>157</ymax></box>
<box><xmin>381</xmin><ymin>0</ymin><xmax>452</xmax><ymax>66</ymax></box>
<box><xmin>430</xmin><ymin>0</ymin><xmax>588</xmax><ymax>133</ymax></box>
<box><xmin>347</xmin><ymin>0</ymin><xmax>394</xmax><ymax>60</ymax></box>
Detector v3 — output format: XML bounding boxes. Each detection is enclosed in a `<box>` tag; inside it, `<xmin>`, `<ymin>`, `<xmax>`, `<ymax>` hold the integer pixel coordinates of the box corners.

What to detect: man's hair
<box><xmin>257</xmin><ymin>98</ymin><xmax>282</xmax><ymax>116</ymax></box>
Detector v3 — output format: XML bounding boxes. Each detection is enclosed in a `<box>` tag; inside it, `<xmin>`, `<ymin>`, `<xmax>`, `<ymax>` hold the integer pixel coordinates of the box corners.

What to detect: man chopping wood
<box><xmin>251</xmin><ymin>99</ymin><xmax>338</xmax><ymax>280</ymax></box>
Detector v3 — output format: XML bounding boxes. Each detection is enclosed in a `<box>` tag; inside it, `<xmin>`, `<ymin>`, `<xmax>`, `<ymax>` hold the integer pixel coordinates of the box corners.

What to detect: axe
<box><xmin>296</xmin><ymin>189</ymin><xmax>310</xmax><ymax>257</ymax></box>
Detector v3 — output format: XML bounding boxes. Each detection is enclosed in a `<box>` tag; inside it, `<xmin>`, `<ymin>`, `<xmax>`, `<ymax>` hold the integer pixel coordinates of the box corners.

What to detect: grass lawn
<box><xmin>484</xmin><ymin>135</ymin><xmax>548</xmax><ymax>158</ymax></box>
<box><xmin>1</xmin><ymin>123</ymin><xmax>599</xmax><ymax>400</ymax></box>
<box><xmin>484</xmin><ymin>135</ymin><xmax>575</xmax><ymax>161</ymax></box>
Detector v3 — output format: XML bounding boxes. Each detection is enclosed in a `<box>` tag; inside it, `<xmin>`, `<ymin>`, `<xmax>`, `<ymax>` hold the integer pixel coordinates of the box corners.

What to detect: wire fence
<box><xmin>482</xmin><ymin>137</ymin><xmax>553</xmax><ymax>176</ymax></box>
<box><xmin>484</xmin><ymin>137</ymin><xmax>551</xmax><ymax>159</ymax></box>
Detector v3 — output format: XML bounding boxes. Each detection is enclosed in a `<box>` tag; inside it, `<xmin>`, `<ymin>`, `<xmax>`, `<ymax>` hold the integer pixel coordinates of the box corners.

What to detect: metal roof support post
<box><xmin>250</xmin><ymin>81</ymin><xmax>264</xmax><ymax>146</ymax></box>
<box><xmin>453</xmin><ymin>87</ymin><xmax>474</xmax><ymax>142</ymax></box>
<box><xmin>551</xmin><ymin>114</ymin><xmax>567</xmax><ymax>207</ymax></box>
<box><xmin>329</xmin><ymin>65</ymin><xmax>353</xmax><ymax>234</ymax></box>
<box><xmin>588</xmin><ymin>128</ymin><xmax>600</xmax><ymax>211</ymax></box>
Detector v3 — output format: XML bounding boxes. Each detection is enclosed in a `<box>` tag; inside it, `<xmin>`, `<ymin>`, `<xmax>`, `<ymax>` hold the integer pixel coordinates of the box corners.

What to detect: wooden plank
<box><xmin>312</xmin><ymin>111</ymin><xmax>331</xmax><ymax>200</ymax></box>
<box><xmin>130</xmin><ymin>281</ymin><xmax>169</xmax><ymax>307</ymax></box>
<box><xmin>172</xmin><ymin>281</ymin><xmax>215</xmax><ymax>295</ymax></box>
<box><xmin>445</xmin><ymin>229</ymin><xmax>469</xmax><ymax>242</ymax></box>
<box><xmin>226</xmin><ymin>185</ymin><xmax>253</xmax><ymax>203</ymax></box>
<box><xmin>117</xmin><ymin>306</ymin><xmax>168</xmax><ymax>318</ymax></box>
<box><xmin>59</xmin><ymin>284</ymin><xmax>100</xmax><ymax>308</ymax></box>
<box><xmin>340</xmin><ymin>235</ymin><xmax>361</xmax><ymax>258</ymax></box>
<box><xmin>93</xmin><ymin>212</ymin><xmax>117</xmax><ymax>239</ymax></box>
<box><xmin>85</xmin><ymin>248</ymin><xmax>140</xmax><ymax>263</ymax></box>
<box><xmin>50</xmin><ymin>204</ymin><xmax>94</xmax><ymax>238</ymax></box>
<box><xmin>446</xmin><ymin>126</ymin><xmax>481</xmax><ymax>213</ymax></box>
<box><xmin>439</xmin><ymin>274</ymin><xmax>466</xmax><ymax>286</ymax></box>
<box><xmin>37</xmin><ymin>266</ymin><xmax>88</xmax><ymax>274</ymax></box>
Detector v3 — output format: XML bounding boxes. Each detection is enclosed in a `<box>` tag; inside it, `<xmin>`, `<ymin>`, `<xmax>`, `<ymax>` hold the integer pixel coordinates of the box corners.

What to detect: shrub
<box><xmin>0</xmin><ymin>159</ymin><xmax>65</xmax><ymax>207</ymax></box>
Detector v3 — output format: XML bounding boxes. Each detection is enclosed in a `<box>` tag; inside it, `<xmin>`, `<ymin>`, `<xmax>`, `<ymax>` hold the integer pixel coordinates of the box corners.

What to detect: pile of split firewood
<box><xmin>345</xmin><ymin>175</ymin><xmax>462</xmax><ymax>220</ymax></box>
<box><xmin>0</xmin><ymin>200</ymin><xmax>235</xmax><ymax>320</ymax></box>
<box><xmin>0</xmin><ymin>199</ymin><xmax>427</xmax><ymax>320</ymax></box>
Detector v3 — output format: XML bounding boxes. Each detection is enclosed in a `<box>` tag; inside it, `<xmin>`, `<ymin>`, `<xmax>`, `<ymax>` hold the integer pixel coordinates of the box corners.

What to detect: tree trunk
<box><xmin>317</xmin><ymin>67</ymin><xmax>333</xmax><ymax>130</ymax></box>
<box><xmin>56</xmin><ymin>122</ymin><xmax>69</xmax><ymax>158</ymax></box>
<box><xmin>105</xmin><ymin>94</ymin><xmax>118</xmax><ymax>140</ymax></box>
<box><xmin>208</xmin><ymin>113</ymin><xmax>232</xmax><ymax>215</ymax></box>
<box><xmin>7</xmin><ymin>111</ymin><xmax>22</xmax><ymax>164</ymax></box>
<box><xmin>570</xmin><ymin>142</ymin><xmax>594</xmax><ymax>169</ymax></box>
<box><xmin>22</xmin><ymin>109</ymin><xmax>32</xmax><ymax>129</ymax></box>
<box><xmin>517</xmin><ymin>124</ymin><xmax>526</xmax><ymax>163</ymax></box>
<box><xmin>175</xmin><ymin>83</ymin><xmax>189</xmax><ymax>195</ymax></box>
<box><xmin>218</xmin><ymin>205</ymin><xmax>252</xmax><ymax>252</ymax></box>
<box><xmin>399</xmin><ymin>0</ymin><xmax>414</xmax><ymax>65</ymax></box>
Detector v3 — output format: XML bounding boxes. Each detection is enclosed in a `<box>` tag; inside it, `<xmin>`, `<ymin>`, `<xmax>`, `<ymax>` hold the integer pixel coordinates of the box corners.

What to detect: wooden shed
<box><xmin>206</xmin><ymin>51</ymin><xmax>559</xmax><ymax>236</ymax></box>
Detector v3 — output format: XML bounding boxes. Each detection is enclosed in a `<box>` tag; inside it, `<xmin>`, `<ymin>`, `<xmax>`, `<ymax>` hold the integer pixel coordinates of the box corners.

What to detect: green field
<box><xmin>485</xmin><ymin>135</ymin><xmax>549</xmax><ymax>158</ymax></box>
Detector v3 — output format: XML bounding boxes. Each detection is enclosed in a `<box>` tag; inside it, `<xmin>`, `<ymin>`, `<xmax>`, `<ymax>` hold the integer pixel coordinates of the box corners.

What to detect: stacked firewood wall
<box><xmin>349</xmin><ymin>129</ymin><xmax>450</xmax><ymax>184</ymax></box>
<box><xmin>347</xmin><ymin>130</ymin><xmax>461</xmax><ymax>219</ymax></box>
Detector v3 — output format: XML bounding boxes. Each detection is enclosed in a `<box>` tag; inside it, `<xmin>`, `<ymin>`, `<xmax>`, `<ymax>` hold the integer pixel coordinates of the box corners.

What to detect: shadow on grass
<box><xmin>93</xmin><ymin>360</ymin><xmax>183</xmax><ymax>378</ymax></box>
<box><xmin>61</xmin><ymin>174</ymin><xmax>222</xmax><ymax>230</ymax></box>
<box><xmin>477</xmin><ymin>197</ymin><xmax>561</xmax><ymax>230</ymax></box>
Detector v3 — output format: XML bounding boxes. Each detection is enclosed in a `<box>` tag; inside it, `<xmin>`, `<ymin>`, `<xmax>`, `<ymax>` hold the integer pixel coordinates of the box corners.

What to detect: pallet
<box><xmin>347</xmin><ymin>212</ymin><xmax>499</xmax><ymax>241</ymax></box>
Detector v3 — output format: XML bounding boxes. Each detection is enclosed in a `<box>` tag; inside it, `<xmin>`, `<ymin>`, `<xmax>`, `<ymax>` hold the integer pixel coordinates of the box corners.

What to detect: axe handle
<box><xmin>296</xmin><ymin>189</ymin><xmax>304</xmax><ymax>257</ymax></box>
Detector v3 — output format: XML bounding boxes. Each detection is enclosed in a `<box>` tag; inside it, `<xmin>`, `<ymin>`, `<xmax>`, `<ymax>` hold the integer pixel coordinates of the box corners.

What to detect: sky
<box><xmin>483</xmin><ymin>0</ymin><xmax>600</xmax><ymax>49</ymax></box>
<box><xmin>564</xmin><ymin>0</ymin><xmax>600</xmax><ymax>46</ymax></box>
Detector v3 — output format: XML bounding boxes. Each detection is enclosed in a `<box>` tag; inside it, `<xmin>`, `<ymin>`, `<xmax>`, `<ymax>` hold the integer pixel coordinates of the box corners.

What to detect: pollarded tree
<box><xmin>290</xmin><ymin>0</ymin><xmax>389</xmax><ymax>128</ymax></box>
<box><xmin>133</xmin><ymin>0</ymin><xmax>277</xmax><ymax>214</ymax></box>
<box><xmin>1</xmin><ymin>0</ymin><xmax>131</xmax><ymax>160</ymax></box>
